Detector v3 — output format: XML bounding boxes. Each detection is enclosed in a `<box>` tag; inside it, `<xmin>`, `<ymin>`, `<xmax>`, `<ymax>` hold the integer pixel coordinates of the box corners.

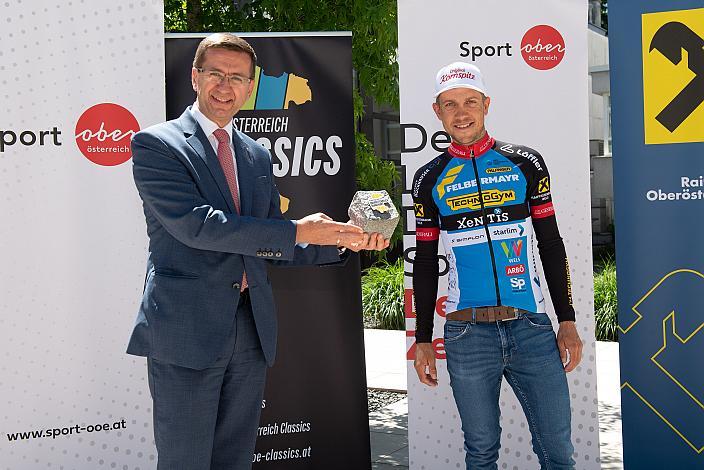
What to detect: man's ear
<box><xmin>483</xmin><ymin>96</ymin><xmax>491</xmax><ymax>116</ymax></box>
<box><xmin>246</xmin><ymin>78</ymin><xmax>255</xmax><ymax>99</ymax></box>
<box><xmin>191</xmin><ymin>67</ymin><xmax>199</xmax><ymax>93</ymax></box>
<box><xmin>432</xmin><ymin>102</ymin><xmax>442</xmax><ymax>120</ymax></box>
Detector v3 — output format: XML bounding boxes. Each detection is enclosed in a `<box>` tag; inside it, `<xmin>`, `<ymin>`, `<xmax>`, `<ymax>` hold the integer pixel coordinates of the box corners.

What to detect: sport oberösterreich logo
<box><xmin>520</xmin><ymin>25</ymin><xmax>566</xmax><ymax>70</ymax></box>
<box><xmin>75</xmin><ymin>103</ymin><xmax>139</xmax><ymax>166</ymax></box>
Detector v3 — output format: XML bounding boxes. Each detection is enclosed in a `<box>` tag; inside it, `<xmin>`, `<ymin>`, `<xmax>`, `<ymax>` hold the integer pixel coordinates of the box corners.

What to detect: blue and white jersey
<box><xmin>411</xmin><ymin>132</ymin><xmax>574</xmax><ymax>343</ymax></box>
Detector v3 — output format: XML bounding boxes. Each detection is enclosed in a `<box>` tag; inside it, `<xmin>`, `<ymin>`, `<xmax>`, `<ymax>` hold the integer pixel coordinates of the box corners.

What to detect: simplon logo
<box><xmin>642</xmin><ymin>8</ymin><xmax>704</xmax><ymax>145</ymax></box>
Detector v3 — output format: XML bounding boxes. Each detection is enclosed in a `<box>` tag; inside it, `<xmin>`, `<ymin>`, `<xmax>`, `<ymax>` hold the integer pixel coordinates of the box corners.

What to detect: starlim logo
<box><xmin>446</xmin><ymin>189</ymin><xmax>516</xmax><ymax>211</ymax></box>
<box><xmin>642</xmin><ymin>8</ymin><xmax>704</xmax><ymax>144</ymax></box>
<box><xmin>242</xmin><ymin>65</ymin><xmax>312</xmax><ymax>111</ymax></box>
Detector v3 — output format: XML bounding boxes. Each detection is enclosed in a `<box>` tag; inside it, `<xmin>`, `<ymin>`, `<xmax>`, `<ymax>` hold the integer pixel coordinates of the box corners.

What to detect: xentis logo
<box><xmin>75</xmin><ymin>103</ymin><xmax>139</xmax><ymax>166</ymax></box>
<box><xmin>521</xmin><ymin>25</ymin><xmax>566</xmax><ymax>70</ymax></box>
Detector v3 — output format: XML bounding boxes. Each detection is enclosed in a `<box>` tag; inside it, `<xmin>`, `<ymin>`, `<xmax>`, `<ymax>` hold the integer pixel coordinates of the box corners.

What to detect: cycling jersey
<box><xmin>412</xmin><ymin>132</ymin><xmax>574</xmax><ymax>343</ymax></box>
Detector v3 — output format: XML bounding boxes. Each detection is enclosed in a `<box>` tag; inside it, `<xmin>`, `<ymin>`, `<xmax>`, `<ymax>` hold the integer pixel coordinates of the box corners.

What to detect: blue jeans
<box><xmin>444</xmin><ymin>311</ymin><xmax>575</xmax><ymax>470</ymax></box>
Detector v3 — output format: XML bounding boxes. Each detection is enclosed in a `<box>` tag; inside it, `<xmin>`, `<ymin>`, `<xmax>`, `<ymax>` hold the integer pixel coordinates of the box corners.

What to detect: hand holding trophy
<box><xmin>343</xmin><ymin>190</ymin><xmax>399</xmax><ymax>252</ymax></box>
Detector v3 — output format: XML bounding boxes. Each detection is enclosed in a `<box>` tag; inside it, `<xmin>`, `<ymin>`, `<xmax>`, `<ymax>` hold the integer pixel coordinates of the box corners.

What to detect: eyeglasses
<box><xmin>195</xmin><ymin>68</ymin><xmax>253</xmax><ymax>87</ymax></box>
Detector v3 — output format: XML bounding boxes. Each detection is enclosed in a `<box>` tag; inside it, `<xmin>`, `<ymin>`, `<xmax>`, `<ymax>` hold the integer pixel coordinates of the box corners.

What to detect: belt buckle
<box><xmin>501</xmin><ymin>307</ymin><xmax>519</xmax><ymax>322</ymax></box>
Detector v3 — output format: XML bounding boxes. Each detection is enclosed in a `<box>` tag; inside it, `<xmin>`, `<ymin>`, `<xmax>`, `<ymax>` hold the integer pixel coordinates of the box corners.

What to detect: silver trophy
<box><xmin>348</xmin><ymin>190</ymin><xmax>400</xmax><ymax>240</ymax></box>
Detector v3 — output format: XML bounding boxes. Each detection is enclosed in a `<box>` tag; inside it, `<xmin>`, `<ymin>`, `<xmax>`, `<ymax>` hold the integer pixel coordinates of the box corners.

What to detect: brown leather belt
<box><xmin>446</xmin><ymin>306</ymin><xmax>521</xmax><ymax>323</ymax></box>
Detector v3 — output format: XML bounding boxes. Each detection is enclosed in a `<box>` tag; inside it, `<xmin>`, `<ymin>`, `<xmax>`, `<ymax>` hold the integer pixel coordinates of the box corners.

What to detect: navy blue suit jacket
<box><xmin>127</xmin><ymin>108</ymin><xmax>340</xmax><ymax>369</ymax></box>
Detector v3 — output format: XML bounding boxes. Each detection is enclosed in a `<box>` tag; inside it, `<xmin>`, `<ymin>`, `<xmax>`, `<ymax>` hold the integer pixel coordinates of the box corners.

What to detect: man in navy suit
<box><xmin>127</xmin><ymin>33</ymin><xmax>388</xmax><ymax>470</ymax></box>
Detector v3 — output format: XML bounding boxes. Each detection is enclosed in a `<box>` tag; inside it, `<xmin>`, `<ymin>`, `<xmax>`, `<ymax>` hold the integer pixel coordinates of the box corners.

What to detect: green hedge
<box><xmin>594</xmin><ymin>257</ymin><xmax>618</xmax><ymax>342</ymax></box>
<box><xmin>361</xmin><ymin>259</ymin><xmax>404</xmax><ymax>330</ymax></box>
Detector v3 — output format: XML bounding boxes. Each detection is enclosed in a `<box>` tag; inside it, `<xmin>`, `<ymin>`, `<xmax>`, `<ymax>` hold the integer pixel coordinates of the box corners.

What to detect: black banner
<box><xmin>165</xmin><ymin>34</ymin><xmax>370</xmax><ymax>469</ymax></box>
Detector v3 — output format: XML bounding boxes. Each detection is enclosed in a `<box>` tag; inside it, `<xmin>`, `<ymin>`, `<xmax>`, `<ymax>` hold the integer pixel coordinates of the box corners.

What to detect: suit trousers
<box><xmin>148</xmin><ymin>292</ymin><xmax>267</xmax><ymax>470</ymax></box>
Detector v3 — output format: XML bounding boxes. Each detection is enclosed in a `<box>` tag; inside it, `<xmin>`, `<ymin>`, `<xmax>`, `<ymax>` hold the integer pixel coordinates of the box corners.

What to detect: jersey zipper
<box><xmin>470</xmin><ymin>150</ymin><xmax>502</xmax><ymax>305</ymax></box>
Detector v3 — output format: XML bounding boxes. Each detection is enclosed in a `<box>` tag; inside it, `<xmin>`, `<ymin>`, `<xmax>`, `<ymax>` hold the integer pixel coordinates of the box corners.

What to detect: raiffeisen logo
<box><xmin>241</xmin><ymin>65</ymin><xmax>312</xmax><ymax>111</ymax></box>
<box><xmin>75</xmin><ymin>103</ymin><xmax>139</xmax><ymax>166</ymax></box>
<box><xmin>520</xmin><ymin>25</ymin><xmax>566</xmax><ymax>70</ymax></box>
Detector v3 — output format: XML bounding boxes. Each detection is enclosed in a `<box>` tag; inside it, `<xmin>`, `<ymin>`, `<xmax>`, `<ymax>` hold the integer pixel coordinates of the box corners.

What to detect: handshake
<box><xmin>295</xmin><ymin>213</ymin><xmax>390</xmax><ymax>252</ymax></box>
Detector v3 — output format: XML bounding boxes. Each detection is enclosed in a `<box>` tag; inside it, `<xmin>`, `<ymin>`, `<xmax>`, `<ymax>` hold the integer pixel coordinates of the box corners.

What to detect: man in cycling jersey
<box><xmin>412</xmin><ymin>61</ymin><xmax>583</xmax><ymax>469</ymax></box>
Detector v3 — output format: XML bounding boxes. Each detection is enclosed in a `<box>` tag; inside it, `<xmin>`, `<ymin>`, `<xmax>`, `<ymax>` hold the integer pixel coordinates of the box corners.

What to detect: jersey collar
<box><xmin>447</xmin><ymin>132</ymin><xmax>495</xmax><ymax>159</ymax></box>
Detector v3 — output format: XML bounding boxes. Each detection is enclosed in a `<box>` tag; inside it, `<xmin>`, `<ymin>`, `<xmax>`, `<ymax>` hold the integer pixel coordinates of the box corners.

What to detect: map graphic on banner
<box><xmin>243</xmin><ymin>66</ymin><xmax>313</xmax><ymax>110</ymax></box>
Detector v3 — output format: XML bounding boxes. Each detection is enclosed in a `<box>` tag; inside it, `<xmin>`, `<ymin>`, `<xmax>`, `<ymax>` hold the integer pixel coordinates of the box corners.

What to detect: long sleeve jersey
<box><xmin>411</xmin><ymin>132</ymin><xmax>575</xmax><ymax>343</ymax></box>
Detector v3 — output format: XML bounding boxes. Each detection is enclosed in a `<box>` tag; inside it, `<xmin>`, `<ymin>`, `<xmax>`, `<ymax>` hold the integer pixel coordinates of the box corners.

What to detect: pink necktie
<box><xmin>213</xmin><ymin>128</ymin><xmax>247</xmax><ymax>291</ymax></box>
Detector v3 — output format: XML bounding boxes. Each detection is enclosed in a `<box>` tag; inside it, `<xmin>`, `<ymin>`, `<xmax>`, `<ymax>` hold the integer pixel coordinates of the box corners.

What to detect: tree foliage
<box><xmin>164</xmin><ymin>0</ymin><xmax>398</xmax><ymax>107</ymax></box>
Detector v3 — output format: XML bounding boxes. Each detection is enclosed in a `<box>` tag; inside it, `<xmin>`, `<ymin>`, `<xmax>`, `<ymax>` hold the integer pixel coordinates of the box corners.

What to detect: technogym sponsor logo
<box><xmin>446</xmin><ymin>189</ymin><xmax>516</xmax><ymax>211</ymax></box>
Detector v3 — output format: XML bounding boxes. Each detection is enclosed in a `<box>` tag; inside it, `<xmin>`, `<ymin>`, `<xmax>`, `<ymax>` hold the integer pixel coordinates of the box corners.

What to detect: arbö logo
<box><xmin>75</xmin><ymin>103</ymin><xmax>139</xmax><ymax>166</ymax></box>
<box><xmin>520</xmin><ymin>25</ymin><xmax>566</xmax><ymax>70</ymax></box>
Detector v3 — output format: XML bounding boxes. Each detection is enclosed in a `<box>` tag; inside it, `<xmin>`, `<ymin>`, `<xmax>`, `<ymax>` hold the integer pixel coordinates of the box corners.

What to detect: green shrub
<box><xmin>361</xmin><ymin>259</ymin><xmax>404</xmax><ymax>330</ymax></box>
<box><xmin>594</xmin><ymin>257</ymin><xmax>618</xmax><ymax>341</ymax></box>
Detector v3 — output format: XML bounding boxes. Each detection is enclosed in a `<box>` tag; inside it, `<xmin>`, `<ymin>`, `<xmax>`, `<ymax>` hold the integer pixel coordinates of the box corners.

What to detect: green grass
<box><xmin>361</xmin><ymin>259</ymin><xmax>404</xmax><ymax>330</ymax></box>
<box><xmin>594</xmin><ymin>256</ymin><xmax>618</xmax><ymax>341</ymax></box>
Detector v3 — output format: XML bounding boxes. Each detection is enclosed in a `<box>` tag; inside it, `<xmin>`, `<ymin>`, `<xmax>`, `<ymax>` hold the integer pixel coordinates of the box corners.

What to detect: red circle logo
<box><xmin>520</xmin><ymin>25</ymin><xmax>566</xmax><ymax>70</ymax></box>
<box><xmin>75</xmin><ymin>103</ymin><xmax>140</xmax><ymax>166</ymax></box>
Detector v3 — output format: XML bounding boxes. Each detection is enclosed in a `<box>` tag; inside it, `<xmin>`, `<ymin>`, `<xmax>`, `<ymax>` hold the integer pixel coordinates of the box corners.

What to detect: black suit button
<box><xmin>232</xmin><ymin>282</ymin><xmax>240</xmax><ymax>290</ymax></box>
<box><xmin>268</xmin><ymin>251</ymin><xmax>274</xmax><ymax>257</ymax></box>
<box><xmin>275</xmin><ymin>251</ymin><xmax>282</xmax><ymax>258</ymax></box>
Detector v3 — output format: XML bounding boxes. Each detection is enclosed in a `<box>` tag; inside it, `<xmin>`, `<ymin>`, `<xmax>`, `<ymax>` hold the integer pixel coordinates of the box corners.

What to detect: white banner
<box><xmin>399</xmin><ymin>0</ymin><xmax>600</xmax><ymax>468</ymax></box>
<box><xmin>0</xmin><ymin>1</ymin><xmax>164</xmax><ymax>468</ymax></box>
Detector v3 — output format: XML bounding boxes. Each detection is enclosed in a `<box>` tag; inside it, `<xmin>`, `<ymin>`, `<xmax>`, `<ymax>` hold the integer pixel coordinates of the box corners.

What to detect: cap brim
<box><xmin>434</xmin><ymin>83</ymin><xmax>487</xmax><ymax>99</ymax></box>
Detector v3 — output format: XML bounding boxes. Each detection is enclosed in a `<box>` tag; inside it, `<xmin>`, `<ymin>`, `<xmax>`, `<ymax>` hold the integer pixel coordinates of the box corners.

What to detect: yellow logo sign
<box><xmin>486</xmin><ymin>166</ymin><xmax>512</xmax><ymax>174</ymax></box>
<box><xmin>642</xmin><ymin>8</ymin><xmax>704</xmax><ymax>144</ymax></box>
<box><xmin>538</xmin><ymin>176</ymin><xmax>550</xmax><ymax>194</ymax></box>
<box><xmin>279</xmin><ymin>195</ymin><xmax>290</xmax><ymax>214</ymax></box>
<box><xmin>436</xmin><ymin>164</ymin><xmax>464</xmax><ymax>199</ymax></box>
<box><xmin>446</xmin><ymin>189</ymin><xmax>516</xmax><ymax>211</ymax></box>
<box><xmin>414</xmin><ymin>203</ymin><xmax>425</xmax><ymax>217</ymax></box>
